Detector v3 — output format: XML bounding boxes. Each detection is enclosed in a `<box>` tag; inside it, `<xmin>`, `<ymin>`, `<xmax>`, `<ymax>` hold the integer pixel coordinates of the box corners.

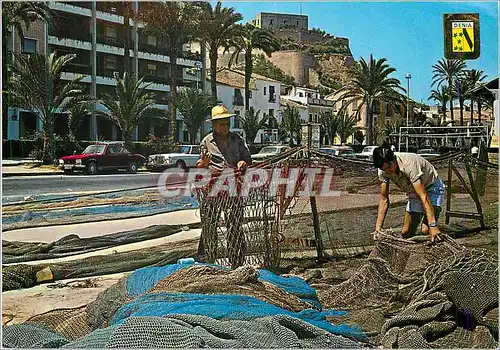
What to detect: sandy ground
<box><xmin>2</xmin><ymin>184</ymin><xmax>497</xmax><ymax>331</ymax></box>
<box><xmin>2</xmin><ymin>273</ymin><xmax>128</xmax><ymax>326</ymax></box>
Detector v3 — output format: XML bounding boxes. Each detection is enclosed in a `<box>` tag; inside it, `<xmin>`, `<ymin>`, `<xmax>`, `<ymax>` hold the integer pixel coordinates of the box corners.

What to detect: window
<box><xmin>263</xmin><ymin>86</ymin><xmax>266</xmax><ymax>95</ymax></box>
<box><xmin>106</xmin><ymin>26</ymin><xmax>117</xmax><ymax>38</ymax></box>
<box><xmin>269</xmin><ymin>109</ymin><xmax>274</xmax><ymax>117</ymax></box>
<box><xmin>147</xmin><ymin>63</ymin><xmax>157</xmax><ymax>75</ymax></box>
<box><xmin>147</xmin><ymin>35</ymin><xmax>157</xmax><ymax>46</ymax></box>
<box><xmin>105</xmin><ymin>26</ymin><xmax>118</xmax><ymax>45</ymax></box>
<box><xmin>299</xmin><ymin>92</ymin><xmax>303</xmax><ymax>97</ymax></box>
<box><xmin>21</xmin><ymin>38</ymin><xmax>37</xmax><ymax>54</ymax></box>
<box><xmin>269</xmin><ymin>86</ymin><xmax>276</xmax><ymax>102</ymax></box>
<box><xmin>269</xmin><ymin>19</ymin><xmax>273</xmax><ymax>26</ymax></box>
<box><xmin>105</xmin><ymin>56</ymin><xmax>117</xmax><ymax>70</ymax></box>
<box><xmin>248</xmin><ymin>90</ymin><xmax>252</xmax><ymax>99</ymax></box>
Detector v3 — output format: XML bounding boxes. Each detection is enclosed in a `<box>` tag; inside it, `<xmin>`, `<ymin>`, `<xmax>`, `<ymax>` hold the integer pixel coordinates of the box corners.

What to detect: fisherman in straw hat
<box><xmin>195</xmin><ymin>104</ymin><xmax>252</xmax><ymax>268</ymax></box>
<box><xmin>196</xmin><ymin>104</ymin><xmax>252</xmax><ymax>172</ymax></box>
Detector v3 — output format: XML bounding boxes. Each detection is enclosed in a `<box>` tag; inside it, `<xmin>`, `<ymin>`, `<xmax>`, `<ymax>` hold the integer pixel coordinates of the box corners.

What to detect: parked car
<box><xmin>59</xmin><ymin>142</ymin><xmax>146</xmax><ymax>175</ymax></box>
<box><xmin>417</xmin><ymin>148</ymin><xmax>440</xmax><ymax>159</ymax></box>
<box><xmin>356</xmin><ymin>146</ymin><xmax>378</xmax><ymax>161</ymax></box>
<box><xmin>251</xmin><ymin>145</ymin><xmax>291</xmax><ymax>163</ymax></box>
<box><xmin>318</xmin><ymin>146</ymin><xmax>357</xmax><ymax>159</ymax></box>
<box><xmin>147</xmin><ymin>145</ymin><xmax>201</xmax><ymax>171</ymax></box>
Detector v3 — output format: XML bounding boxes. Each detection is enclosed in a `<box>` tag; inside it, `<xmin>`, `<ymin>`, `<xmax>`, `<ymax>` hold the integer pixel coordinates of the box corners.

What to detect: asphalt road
<box><xmin>2</xmin><ymin>172</ymin><xmax>165</xmax><ymax>199</ymax></box>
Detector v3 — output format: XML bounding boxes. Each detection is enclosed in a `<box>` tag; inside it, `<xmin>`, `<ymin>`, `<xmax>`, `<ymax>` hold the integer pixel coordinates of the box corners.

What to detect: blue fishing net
<box><xmin>109</xmin><ymin>292</ymin><xmax>364</xmax><ymax>339</ymax></box>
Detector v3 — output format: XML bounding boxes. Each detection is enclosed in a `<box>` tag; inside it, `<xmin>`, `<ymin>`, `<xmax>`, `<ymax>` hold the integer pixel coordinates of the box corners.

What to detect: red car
<box><xmin>59</xmin><ymin>142</ymin><xmax>146</xmax><ymax>175</ymax></box>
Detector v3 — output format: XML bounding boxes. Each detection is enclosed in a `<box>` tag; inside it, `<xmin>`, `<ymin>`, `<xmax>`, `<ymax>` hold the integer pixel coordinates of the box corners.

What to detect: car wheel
<box><xmin>86</xmin><ymin>161</ymin><xmax>98</xmax><ymax>175</ymax></box>
<box><xmin>128</xmin><ymin>162</ymin><xmax>138</xmax><ymax>174</ymax></box>
<box><xmin>176</xmin><ymin>160</ymin><xmax>186</xmax><ymax>170</ymax></box>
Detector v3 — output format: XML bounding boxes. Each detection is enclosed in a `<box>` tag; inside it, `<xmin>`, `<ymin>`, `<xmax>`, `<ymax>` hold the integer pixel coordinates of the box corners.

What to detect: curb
<box><xmin>2</xmin><ymin>168</ymin><xmax>151</xmax><ymax>177</ymax></box>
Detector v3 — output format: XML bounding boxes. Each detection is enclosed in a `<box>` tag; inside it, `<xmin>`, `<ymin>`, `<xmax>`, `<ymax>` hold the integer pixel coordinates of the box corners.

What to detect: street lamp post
<box><xmin>405</xmin><ymin>73</ymin><xmax>411</xmax><ymax>151</ymax></box>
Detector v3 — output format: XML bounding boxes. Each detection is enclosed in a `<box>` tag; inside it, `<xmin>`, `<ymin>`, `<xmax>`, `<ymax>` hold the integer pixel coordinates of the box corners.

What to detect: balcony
<box><xmin>48</xmin><ymin>35</ymin><xmax>92</xmax><ymax>50</ymax></box>
<box><xmin>142</xmin><ymin>74</ymin><xmax>169</xmax><ymax>85</ymax></box>
<box><xmin>137</xmin><ymin>42</ymin><xmax>168</xmax><ymax>56</ymax></box>
<box><xmin>49</xmin><ymin>2</ymin><xmax>91</xmax><ymax>17</ymax></box>
<box><xmin>307</xmin><ymin>97</ymin><xmax>334</xmax><ymax>107</ymax></box>
<box><xmin>233</xmin><ymin>96</ymin><xmax>244</xmax><ymax>106</ymax></box>
<box><xmin>61</xmin><ymin>71</ymin><xmax>91</xmax><ymax>83</ymax></box>
<box><xmin>49</xmin><ymin>29</ymin><xmax>91</xmax><ymax>43</ymax></box>
<box><xmin>63</xmin><ymin>63</ymin><xmax>92</xmax><ymax>75</ymax></box>
<box><xmin>97</xmin><ymin>35</ymin><xmax>125</xmax><ymax>48</ymax></box>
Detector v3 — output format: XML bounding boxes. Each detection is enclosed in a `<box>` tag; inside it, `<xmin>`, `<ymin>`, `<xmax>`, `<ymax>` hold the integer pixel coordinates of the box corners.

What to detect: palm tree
<box><xmin>230</xmin><ymin>24</ymin><xmax>280</xmax><ymax>110</ymax></box>
<box><xmin>96</xmin><ymin>72</ymin><xmax>161</xmax><ymax>148</ymax></box>
<box><xmin>335</xmin><ymin>54</ymin><xmax>405</xmax><ymax>145</ymax></box>
<box><xmin>463</xmin><ymin>69</ymin><xmax>487</xmax><ymax>124</ymax></box>
<box><xmin>431</xmin><ymin>58</ymin><xmax>466</xmax><ymax>122</ymax></box>
<box><xmin>176</xmin><ymin>88</ymin><xmax>218</xmax><ymax>143</ymax></box>
<box><xmin>383</xmin><ymin>117</ymin><xmax>404</xmax><ymax>145</ymax></box>
<box><xmin>238</xmin><ymin>107</ymin><xmax>268</xmax><ymax>145</ymax></box>
<box><xmin>194</xmin><ymin>1</ymin><xmax>242</xmax><ymax>99</ymax></box>
<box><xmin>428</xmin><ymin>85</ymin><xmax>450</xmax><ymax>121</ymax></box>
<box><xmin>336</xmin><ymin>113</ymin><xmax>358</xmax><ymax>144</ymax></box>
<box><xmin>138</xmin><ymin>2</ymin><xmax>199</xmax><ymax>141</ymax></box>
<box><xmin>319</xmin><ymin>110</ymin><xmax>339</xmax><ymax>145</ymax></box>
<box><xmin>64</xmin><ymin>99</ymin><xmax>93</xmax><ymax>142</ymax></box>
<box><xmin>452</xmin><ymin>73</ymin><xmax>474</xmax><ymax>126</ymax></box>
<box><xmin>280</xmin><ymin>105</ymin><xmax>302</xmax><ymax>145</ymax></box>
<box><xmin>2</xmin><ymin>1</ymin><xmax>52</xmax><ymax>130</ymax></box>
<box><xmin>8</xmin><ymin>53</ymin><xmax>85</xmax><ymax>163</ymax></box>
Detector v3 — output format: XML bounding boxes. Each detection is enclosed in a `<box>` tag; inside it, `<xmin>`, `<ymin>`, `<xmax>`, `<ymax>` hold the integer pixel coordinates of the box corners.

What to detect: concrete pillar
<box><xmin>7</xmin><ymin>108</ymin><xmax>20</xmax><ymax>140</ymax></box>
<box><xmin>133</xmin><ymin>1</ymin><xmax>139</xmax><ymax>77</ymax></box>
<box><xmin>149</xmin><ymin>122</ymin><xmax>155</xmax><ymax>137</ymax></box>
<box><xmin>90</xmin><ymin>0</ymin><xmax>98</xmax><ymax>140</ymax></box>
<box><xmin>134</xmin><ymin>126</ymin><xmax>139</xmax><ymax>141</ymax></box>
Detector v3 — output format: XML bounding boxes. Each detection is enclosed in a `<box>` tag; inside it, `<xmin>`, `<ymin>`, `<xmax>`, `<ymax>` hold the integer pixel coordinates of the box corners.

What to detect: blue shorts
<box><xmin>406</xmin><ymin>178</ymin><xmax>446</xmax><ymax>213</ymax></box>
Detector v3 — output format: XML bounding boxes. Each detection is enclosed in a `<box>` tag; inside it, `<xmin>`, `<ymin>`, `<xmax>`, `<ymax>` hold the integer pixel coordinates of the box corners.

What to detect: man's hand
<box><xmin>197</xmin><ymin>152</ymin><xmax>211</xmax><ymax>168</ymax></box>
<box><xmin>429</xmin><ymin>225</ymin><xmax>442</xmax><ymax>244</ymax></box>
<box><xmin>236</xmin><ymin>160</ymin><xmax>247</xmax><ymax>172</ymax></box>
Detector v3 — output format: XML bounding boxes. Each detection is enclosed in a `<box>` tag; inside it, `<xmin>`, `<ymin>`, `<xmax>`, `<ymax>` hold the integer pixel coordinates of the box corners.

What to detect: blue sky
<box><xmin>221</xmin><ymin>1</ymin><xmax>499</xmax><ymax>106</ymax></box>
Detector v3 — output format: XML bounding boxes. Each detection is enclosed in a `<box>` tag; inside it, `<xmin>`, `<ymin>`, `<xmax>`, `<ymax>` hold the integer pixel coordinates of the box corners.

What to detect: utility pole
<box><xmin>405</xmin><ymin>73</ymin><xmax>411</xmax><ymax>151</ymax></box>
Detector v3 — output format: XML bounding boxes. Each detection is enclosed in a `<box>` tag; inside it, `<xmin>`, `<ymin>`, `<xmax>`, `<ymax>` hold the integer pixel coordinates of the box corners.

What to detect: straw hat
<box><xmin>206</xmin><ymin>104</ymin><xmax>236</xmax><ymax>122</ymax></box>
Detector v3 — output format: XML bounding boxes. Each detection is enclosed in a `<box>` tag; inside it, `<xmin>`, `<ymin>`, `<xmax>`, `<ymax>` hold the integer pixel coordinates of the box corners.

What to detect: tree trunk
<box><xmin>470</xmin><ymin>98</ymin><xmax>474</xmax><ymax>125</ymax></box>
<box><xmin>209</xmin><ymin>49</ymin><xmax>218</xmax><ymax>99</ymax></box>
<box><xmin>477</xmin><ymin>101</ymin><xmax>482</xmax><ymax>123</ymax></box>
<box><xmin>366</xmin><ymin>103</ymin><xmax>373</xmax><ymax>145</ymax></box>
<box><xmin>168</xmin><ymin>52</ymin><xmax>178</xmax><ymax>141</ymax></box>
<box><xmin>244</xmin><ymin>51</ymin><xmax>252</xmax><ymax>112</ymax></box>
<box><xmin>459</xmin><ymin>100</ymin><xmax>464</xmax><ymax>126</ymax></box>
<box><xmin>449</xmin><ymin>96</ymin><xmax>454</xmax><ymax>121</ymax></box>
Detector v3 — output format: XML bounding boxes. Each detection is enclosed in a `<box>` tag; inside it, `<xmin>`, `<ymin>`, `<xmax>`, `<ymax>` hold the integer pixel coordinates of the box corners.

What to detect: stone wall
<box><xmin>267</xmin><ymin>51</ymin><xmax>316</xmax><ymax>86</ymax></box>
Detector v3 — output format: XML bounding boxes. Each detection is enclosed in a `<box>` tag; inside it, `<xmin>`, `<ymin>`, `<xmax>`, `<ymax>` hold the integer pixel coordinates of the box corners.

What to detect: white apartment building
<box><xmin>207</xmin><ymin>69</ymin><xmax>281</xmax><ymax>143</ymax></box>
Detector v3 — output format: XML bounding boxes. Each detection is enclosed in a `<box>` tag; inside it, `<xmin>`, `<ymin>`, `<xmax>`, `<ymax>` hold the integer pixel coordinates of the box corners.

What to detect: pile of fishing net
<box><xmin>317</xmin><ymin>229</ymin><xmax>498</xmax><ymax>348</ymax></box>
<box><xmin>3</xmin><ymin>262</ymin><xmax>365</xmax><ymax>348</ymax></box>
<box><xmin>2</xmin><ymin>224</ymin><xmax>201</xmax><ymax>291</ymax></box>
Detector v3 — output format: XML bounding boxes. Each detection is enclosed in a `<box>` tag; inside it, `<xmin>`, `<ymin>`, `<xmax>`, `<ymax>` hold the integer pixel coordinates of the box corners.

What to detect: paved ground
<box><xmin>2</xmin><ymin>172</ymin><xmax>162</xmax><ymax>198</ymax></box>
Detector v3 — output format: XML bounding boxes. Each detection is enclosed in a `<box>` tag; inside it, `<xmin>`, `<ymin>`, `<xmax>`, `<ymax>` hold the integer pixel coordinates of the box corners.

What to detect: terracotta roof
<box><xmin>232</xmin><ymin>69</ymin><xmax>281</xmax><ymax>84</ymax></box>
<box><xmin>215</xmin><ymin>69</ymin><xmax>256</xmax><ymax>90</ymax></box>
<box><xmin>280</xmin><ymin>97</ymin><xmax>308</xmax><ymax>109</ymax></box>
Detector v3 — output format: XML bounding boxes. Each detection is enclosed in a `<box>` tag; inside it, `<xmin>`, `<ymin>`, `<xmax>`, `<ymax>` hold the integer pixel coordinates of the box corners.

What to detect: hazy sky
<box><xmin>221</xmin><ymin>1</ymin><xmax>499</xmax><ymax>105</ymax></box>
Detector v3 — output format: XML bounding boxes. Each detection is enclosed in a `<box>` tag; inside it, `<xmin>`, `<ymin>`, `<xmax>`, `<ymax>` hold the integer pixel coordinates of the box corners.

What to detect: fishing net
<box><xmin>194</xmin><ymin>147</ymin><xmax>307</xmax><ymax>269</ymax></box>
<box><xmin>3</xmin><ymin>263</ymin><xmax>365</xmax><ymax>348</ymax></box>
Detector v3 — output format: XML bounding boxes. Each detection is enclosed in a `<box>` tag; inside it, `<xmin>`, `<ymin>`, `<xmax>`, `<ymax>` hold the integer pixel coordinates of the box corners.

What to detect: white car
<box><xmin>417</xmin><ymin>148</ymin><xmax>440</xmax><ymax>159</ymax></box>
<box><xmin>356</xmin><ymin>146</ymin><xmax>378</xmax><ymax>161</ymax></box>
<box><xmin>251</xmin><ymin>145</ymin><xmax>291</xmax><ymax>163</ymax></box>
<box><xmin>147</xmin><ymin>145</ymin><xmax>201</xmax><ymax>170</ymax></box>
<box><xmin>318</xmin><ymin>146</ymin><xmax>357</xmax><ymax>159</ymax></box>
